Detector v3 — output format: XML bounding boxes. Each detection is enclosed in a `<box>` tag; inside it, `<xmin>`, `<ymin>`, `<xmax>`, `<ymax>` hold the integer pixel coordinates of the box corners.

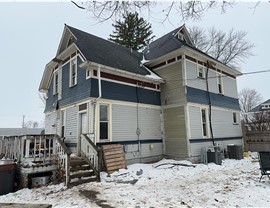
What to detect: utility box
<box><xmin>0</xmin><ymin>160</ymin><xmax>16</xmax><ymax>195</ymax></box>
<box><xmin>227</xmin><ymin>144</ymin><xmax>243</xmax><ymax>160</ymax></box>
<box><xmin>207</xmin><ymin>146</ymin><xmax>222</xmax><ymax>165</ymax></box>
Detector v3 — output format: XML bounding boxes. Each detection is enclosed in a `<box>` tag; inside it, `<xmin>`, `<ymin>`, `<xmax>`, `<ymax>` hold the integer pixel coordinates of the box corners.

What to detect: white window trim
<box><xmin>197</xmin><ymin>64</ymin><xmax>206</xmax><ymax>79</ymax></box>
<box><xmin>200</xmin><ymin>107</ymin><xmax>209</xmax><ymax>138</ymax></box>
<box><xmin>69</xmin><ymin>57</ymin><xmax>77</xmax><ymax>87</ymax></box>
<box><xmin>217</xmin><ymin>72</ymin><xmax>224</xmax><ymax>95</ymax></box>
<box><xmin>61</xmin><ymin>110</ymin><xmax>66</xmax><ymax>137</ymax></box>
<box><xmin>53</xmin><ymin>69</ymin><xmax>59</xmax><ymax>95</ymax></box>
<box><xmin>233</xmin><ymin>111</ymin><xmax>239</xmax><ymax>125</ymax></box>
<box><xmin>86</xmin><ymin>69</ymin><xmax>93</xmax><ymax>80</ymax></box>
<box><xmin>97</xmin><ymin>102</ymin><xmax>112</xmax><ymax>142</ymax></box>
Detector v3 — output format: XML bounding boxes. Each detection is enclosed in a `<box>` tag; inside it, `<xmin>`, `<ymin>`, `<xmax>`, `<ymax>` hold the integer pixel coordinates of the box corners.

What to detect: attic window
<box><xmin>67</xmin><ymin>36</ymin><xmax>75</xmax><ymax>47</ymax></box>
<box><xmin>178</xmin><ymin>33</ymin><xmax>186</xmax><ymax>42</ymax></box>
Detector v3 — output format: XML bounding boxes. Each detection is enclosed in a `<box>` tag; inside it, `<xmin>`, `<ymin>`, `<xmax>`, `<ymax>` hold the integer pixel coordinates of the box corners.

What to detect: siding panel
<box><xmin>163</xmin><ymin>106</ymin><xmax>188</xmax><ymax>158</ymax></box>
<box><xmin>65</xmin><ymin>106</ymin><xmax>78</xmax><ymax>143</ymax></box>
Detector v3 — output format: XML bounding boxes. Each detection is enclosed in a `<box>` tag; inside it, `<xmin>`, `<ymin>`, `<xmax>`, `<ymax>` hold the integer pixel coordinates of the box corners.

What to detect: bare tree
<box><xmin>248</xmin><ymin>111</ymin><xmax>270</xmax><ymax>131</ymax></box>
<box><xmin>24</xmin><ymin>120</ymin><xmax>39</xmax><ymax>128</ymax></box>
<box><xmin>77</xmin><ymin>1</ymin><xmax>236</xmax><ymax>22</ymax></box>
<box><xmin>189</xmin><ymin>26</ymin><xmax>255</xmax><ymax>69</ymax></box>
<box><xmin>239</xmin><ymin>88</ymin><xmax>263</xmax><ymax>123</ymax></box>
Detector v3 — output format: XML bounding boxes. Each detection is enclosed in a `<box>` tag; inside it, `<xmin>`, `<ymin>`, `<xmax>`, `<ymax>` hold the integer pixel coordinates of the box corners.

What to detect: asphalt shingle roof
<box><xmin>67</xmin><ymin>25</ymin><xmax>150</xmax><ymax>76</ymax></box>
<box><xmin>249</xmin><ymin>99</ymin><xmax>270</xmax><ymax>112</ymax></box>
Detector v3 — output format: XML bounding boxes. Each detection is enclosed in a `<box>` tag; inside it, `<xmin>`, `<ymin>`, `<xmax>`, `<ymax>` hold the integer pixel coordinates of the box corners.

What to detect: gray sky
<box><xmin>0</xmin><ymin>2</ymin><xmax>269</xmax><ymax>128</ymax></box>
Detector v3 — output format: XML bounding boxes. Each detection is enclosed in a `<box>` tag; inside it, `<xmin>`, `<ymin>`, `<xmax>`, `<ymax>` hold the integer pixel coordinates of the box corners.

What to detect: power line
<box><xmin>163</xmin><ymin>69</ymin><xmax>270</xmax><ymax>83</ymax></box>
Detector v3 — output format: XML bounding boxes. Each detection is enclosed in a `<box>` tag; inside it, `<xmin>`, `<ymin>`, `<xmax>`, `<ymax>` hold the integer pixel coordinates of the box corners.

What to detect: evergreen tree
<box><xmin>109</xmin><ymin>12</ymin><xmax>155</xmax><ymax>51</ymax></box>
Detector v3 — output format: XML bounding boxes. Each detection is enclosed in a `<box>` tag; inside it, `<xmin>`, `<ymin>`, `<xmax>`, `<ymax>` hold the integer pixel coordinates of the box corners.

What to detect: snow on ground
<box><xmin>1</xmin><ymin>153</ymin><xmax>270</xmax><ymax>208</ymax></box>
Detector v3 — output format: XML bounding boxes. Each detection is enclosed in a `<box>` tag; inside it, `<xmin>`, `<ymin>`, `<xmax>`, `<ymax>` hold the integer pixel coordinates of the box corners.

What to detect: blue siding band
<box><xmin>186</xmin><ymin>86</ymin><xmax>240</xmax><ymax>110</ymax></box>
<box><xmin>189</xmin><ymin>137</ymin><xmax>242</xmax><ymax>143</ymax></box>
<box><xmin>90</xmin><ymin>78</ymin><xmax>161</xmax><ymax>105</ymax></box>
<box><xmin>97</xmin><ymin>139</ymin><xmax>163</xmax><ymax>146</ymax></box>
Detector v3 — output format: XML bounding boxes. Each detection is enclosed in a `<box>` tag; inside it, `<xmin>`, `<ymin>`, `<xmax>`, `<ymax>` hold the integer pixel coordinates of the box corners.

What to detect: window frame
<box><xmin>233</xmin><ymin>112</ymin><xmax>238</xmax><ymax>125</ymax></box>
<box><xmin>61</xmin><ymin>110</ymin><xmax>66</xmax><ymax>138</ymax></box>
<box><xmin>69</xmin><ymin>57</ymin><xmax>77</xmax><ymax>87</ymax></box>
<box><xmin>201</xmin><ymin>108</ymin><xmax>209</xmax><ymax>138</ymax></box>
<box><xmin>217</xmin><ymin>73</ymin><xmax>224</xmax><ymax>94</ymax></box>
<box><xmin>197</xmin><ymin>65</ymin><xmax>206</xmax><ymax>79</ymax></box>
<box><xmin>98</xmin><ymin>102</ymin><xmax>112</xmax><ymax>141</ymax></box>
<box><xmin>53</xmin><ymin>69</ymin><xmax>59</xmax><ymax>95</ymax></box>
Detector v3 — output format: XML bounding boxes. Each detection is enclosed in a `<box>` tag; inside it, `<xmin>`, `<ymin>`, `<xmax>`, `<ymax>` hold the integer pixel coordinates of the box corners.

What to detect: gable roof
<box><xmin>143</xmin><ymin>25</ymin><xmax>242</xmax><ymax>76</ymax></box>
<box><xmin>249</xmin><ymin>99</ymin><xmax>270</xmax><ymax>112</ymax></box>
<box><xmin>66</xmin><ymin>25</ymin><xmax>150</xmax><ymax>76</ymax></box>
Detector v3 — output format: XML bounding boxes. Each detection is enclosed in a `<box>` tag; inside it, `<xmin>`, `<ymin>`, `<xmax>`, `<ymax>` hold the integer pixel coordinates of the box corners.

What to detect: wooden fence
<box><xmin>244</xmin><ymin>131</ymin><xmax>270</xmax><ymax>152</ymax></box>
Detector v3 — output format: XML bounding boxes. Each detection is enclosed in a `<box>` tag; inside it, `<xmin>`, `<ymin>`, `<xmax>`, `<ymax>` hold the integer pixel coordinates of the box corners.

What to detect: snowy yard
<box><xmin>0</xmin><ymin>153</ymin><xmax>269</xmax><ymax>208</ymax></box>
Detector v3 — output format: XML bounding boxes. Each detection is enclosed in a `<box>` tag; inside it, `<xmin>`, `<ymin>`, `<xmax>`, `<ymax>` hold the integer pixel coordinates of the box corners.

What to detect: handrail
<box><xmin>55</xmin><ymin>135</ymin><xmax>72</xmax><ymax>155</ymax></box>
<box><xmin>54</xmin><ymin>134</ymin><xmax>71</xmax><ymax>185</ymax></box>
<box><xmin>81</xmin><ymin>134</ymin><xmax>100</xmax><ymax>178</ymax></box>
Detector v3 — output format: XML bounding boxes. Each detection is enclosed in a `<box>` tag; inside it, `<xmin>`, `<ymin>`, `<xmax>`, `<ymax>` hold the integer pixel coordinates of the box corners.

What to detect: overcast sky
<box><xmin>0</xmin><ymin>2</ymin><xmax>269</xmax><ymax>128</ymax></box>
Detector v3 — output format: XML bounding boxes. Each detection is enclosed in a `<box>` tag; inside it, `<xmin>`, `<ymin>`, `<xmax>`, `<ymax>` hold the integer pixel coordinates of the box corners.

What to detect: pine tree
<box><xmin>109</xmin><ymin>12</ymin><xmax>155</xmax><ymax>51</ymax></box>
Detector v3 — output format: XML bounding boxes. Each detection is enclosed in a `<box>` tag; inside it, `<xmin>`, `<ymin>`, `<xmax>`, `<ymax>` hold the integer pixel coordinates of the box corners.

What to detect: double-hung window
<box><xmin>201</xmin><ymin>108</ymin><xmax>208</xmax><ymax>137</ymax></box>
<box><xmin>61</xmin><ymin>110</ymin><xmax>66</xmax><ymax>138</ymax></box>
<box><xmin>70</xmin><ymin>58</ymin><xmax>77</xmax><ymax>87</ymax></box>
<box><xmin>197</xmin><ymin>65</ymin><xmax>205</xmax><ymax>79</ymax></box>
<box><xmin>99</xmin><ymin>104</ymin><xmax>111</xmax><ymax>140</ymax></box>
<box><xmin>233</xmin><ymin>112</ymin><xmax>238</xmax><ymax>124</ymax></box>
<box><xmin>217</xmin><ymin>73</ymin><xmax>223</xmax><ymax>94</ymax></box>
<box><xmin>53</xmin><ymin>70</ymin><xmax>59</xmax><ymax>95</ymax></box>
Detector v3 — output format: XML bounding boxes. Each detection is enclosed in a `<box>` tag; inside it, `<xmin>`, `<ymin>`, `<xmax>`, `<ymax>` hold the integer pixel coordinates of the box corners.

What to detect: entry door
<box><xmin>78</xmin><ymin>112</ymin><xmax>88</xmax><ymax>155</ymax></box>
<box><xmin>80</xmin><ymin>112</ymin><xmax>88</xmax><ymax>135</ymax></box>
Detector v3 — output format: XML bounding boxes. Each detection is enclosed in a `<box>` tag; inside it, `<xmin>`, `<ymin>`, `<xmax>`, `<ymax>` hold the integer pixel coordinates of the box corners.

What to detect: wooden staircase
<box><xmin>68</xmin><ymin>157</ymin><xmax>99</xmax><ymax>186</ymax></box>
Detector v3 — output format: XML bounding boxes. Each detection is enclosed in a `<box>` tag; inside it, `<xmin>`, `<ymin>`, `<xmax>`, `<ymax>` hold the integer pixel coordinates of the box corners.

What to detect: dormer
<box><xmin>174</xmin><ymin>24</ymin><xmax>194</xmax><ymax>46</ymax></box>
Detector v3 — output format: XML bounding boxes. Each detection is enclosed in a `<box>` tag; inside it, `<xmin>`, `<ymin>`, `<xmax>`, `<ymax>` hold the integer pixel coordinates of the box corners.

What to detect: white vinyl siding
<box><xmin>185</xmin><ymin>60</ymin><xmax>238</xmax><ymax>99</ymax></box>
<box><xmin>45</xmin><ymin>111</ymin><xmax>58</xmax><ymax>134</ymax></box>
<box><xmin>112</xmin><ymin>104</ymin><xmax>161</xmax><ymax>141</ymax></box>
<box><xmin>188</xmin><ymin>105</ymin><xmax>242</xmax><ymax>140</ymax></box>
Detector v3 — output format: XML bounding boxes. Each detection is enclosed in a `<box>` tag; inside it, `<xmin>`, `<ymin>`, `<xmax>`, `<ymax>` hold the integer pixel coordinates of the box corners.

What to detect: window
<box><xmin>53</xmin><ymin>70</ymin><xmax>59</xmax><ymax>95</ymax></box>
<box><xmin>69</xmin><ymin>58</ymin><xmax>77</xmax><ymax>87</ymax></box>
<box><xmin>198</xmin><ymin>66</ymin><xmax>205</xmax><ymax>78</ymax></box>
<box><xmin>233</xmin><ymin>112</ymin><xmax>238</xmax><ymax>124</ymax></box>
<box><xmin>61</xmin><ymin>110</ymin><xmax>65</xmax><ymax>138</ymax></box>
<box><xmin>201</xmin><ymin>108</ymin><xmax>208</xmax><ymax>137</ymax></box>
<box><xmin>86</xmin><ymin>69</ymin><xmax>91</xmax><ymax>79</ymax></box>
<box><xmin>217</xmin><ymin>73</ymin><xmax>223</xmax><ymax>94</ymax></box>
<box><xmin>99</xmin><ymin>104</ymin><xmax>110</xmax><ymax>140</ymax></box>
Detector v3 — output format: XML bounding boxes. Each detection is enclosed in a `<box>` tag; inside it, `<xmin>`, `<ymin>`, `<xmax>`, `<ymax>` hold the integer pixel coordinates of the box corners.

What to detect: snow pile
<box><xmin>1</xmin><ymin>155</ymin><xmax>269</xmax><ymax>208</ymax></box>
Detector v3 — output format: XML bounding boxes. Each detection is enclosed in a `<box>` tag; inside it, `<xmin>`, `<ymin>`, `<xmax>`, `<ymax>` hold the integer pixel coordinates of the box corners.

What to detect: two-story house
<box><xmin>39</xmin><ymin>24</ymin><xmax>243</xmax><ymax>164</ymax></box>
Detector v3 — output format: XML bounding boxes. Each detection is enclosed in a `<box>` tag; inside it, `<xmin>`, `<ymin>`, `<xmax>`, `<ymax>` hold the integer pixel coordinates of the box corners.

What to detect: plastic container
<box><xmin>0</xmin><ymin>160</ymin><xmax>16</xmax><ymax>195</ymax></box>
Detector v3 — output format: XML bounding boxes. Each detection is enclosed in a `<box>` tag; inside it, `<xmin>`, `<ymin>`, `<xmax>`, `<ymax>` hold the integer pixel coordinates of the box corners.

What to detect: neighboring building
<box><xmin>246</xmin><ymin>99</ymin><xmax>270</xmax><ymax>131</ymax></box>
<box><xmin>39</xmin><ymin>24</ymin><xmax>243</xmax><ymax>163</ymax></box>
<box><xmin>0</xmin><ymin>128</ymin><xmax>44</xmax><ymax>137</ymax></box>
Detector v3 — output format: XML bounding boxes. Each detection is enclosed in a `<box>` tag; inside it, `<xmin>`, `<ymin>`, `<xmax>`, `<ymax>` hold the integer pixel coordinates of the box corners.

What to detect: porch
<box><xmin>0</xmin><ymin>134</ymin><xmax>100</xmax><ymax>188</ymax></box>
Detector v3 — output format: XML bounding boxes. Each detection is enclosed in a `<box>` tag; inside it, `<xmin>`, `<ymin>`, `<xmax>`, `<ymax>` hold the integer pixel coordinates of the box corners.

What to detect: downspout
<box><xmin>136</xmin><ymin>82</ymin><xmax>141</xmax><ymax>160</ymax></box>
<box><xmin>93</xmin><ymin>65</ymin><xmax>102</xmax><ymax>144</ymax></box>
<box><xmin>206</xmin><ymin>61</ymin><xmax>215</xmax><ymax>146</ymax></box>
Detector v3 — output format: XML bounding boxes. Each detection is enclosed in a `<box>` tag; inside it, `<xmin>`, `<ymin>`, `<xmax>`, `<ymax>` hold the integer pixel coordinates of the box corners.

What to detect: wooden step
<box><xmin>68</xmin><ymin>177</ymin><xmax>99</xmax><ymax>188</ymax></box>
<box><xmin>70</xmin><ymin>158</ymin><xmax>88</xmax><ymax>167</ymax></box>
<box><xmin>70</xmin><ymin>165</ymin><xmax>91</xmax><ymax>172</ymax></box>
<box><xmin>70</xmin><ymin>171</ymin><xmax>95</xmax><ymax>180</ymax></box>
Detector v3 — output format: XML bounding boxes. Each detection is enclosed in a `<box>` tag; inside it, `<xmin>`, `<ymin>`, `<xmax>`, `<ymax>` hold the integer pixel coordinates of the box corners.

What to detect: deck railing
<box><xmin>81</xmin><ymin>134</ymin><xmax>100</xmax><ymax>177</ymax></box>
<box><xmin>1</xmin><ymin>134</ymin><xmax>58</xmax><ymax>164</ymax></box>
<box><xmin>55</xmin><ymin>135</ymin><xmax>72</xmax><ymax>185</ymax></box>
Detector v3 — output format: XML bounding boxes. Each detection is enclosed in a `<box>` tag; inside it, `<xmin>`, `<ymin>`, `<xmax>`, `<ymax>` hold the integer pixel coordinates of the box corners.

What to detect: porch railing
<box><xmin>55</xmin><ymin>135</ymin><xmax>72</xmax><ymax>185</ymax></box>
<box><xmin>1</xmin><ymin>134</ymin><xmax>58</xmax><ymax>164</ymax></box>
<box><xmin>81</xmin><ymin>134</ymin><xmax>101</xmax><ymax>177</ymax></box>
